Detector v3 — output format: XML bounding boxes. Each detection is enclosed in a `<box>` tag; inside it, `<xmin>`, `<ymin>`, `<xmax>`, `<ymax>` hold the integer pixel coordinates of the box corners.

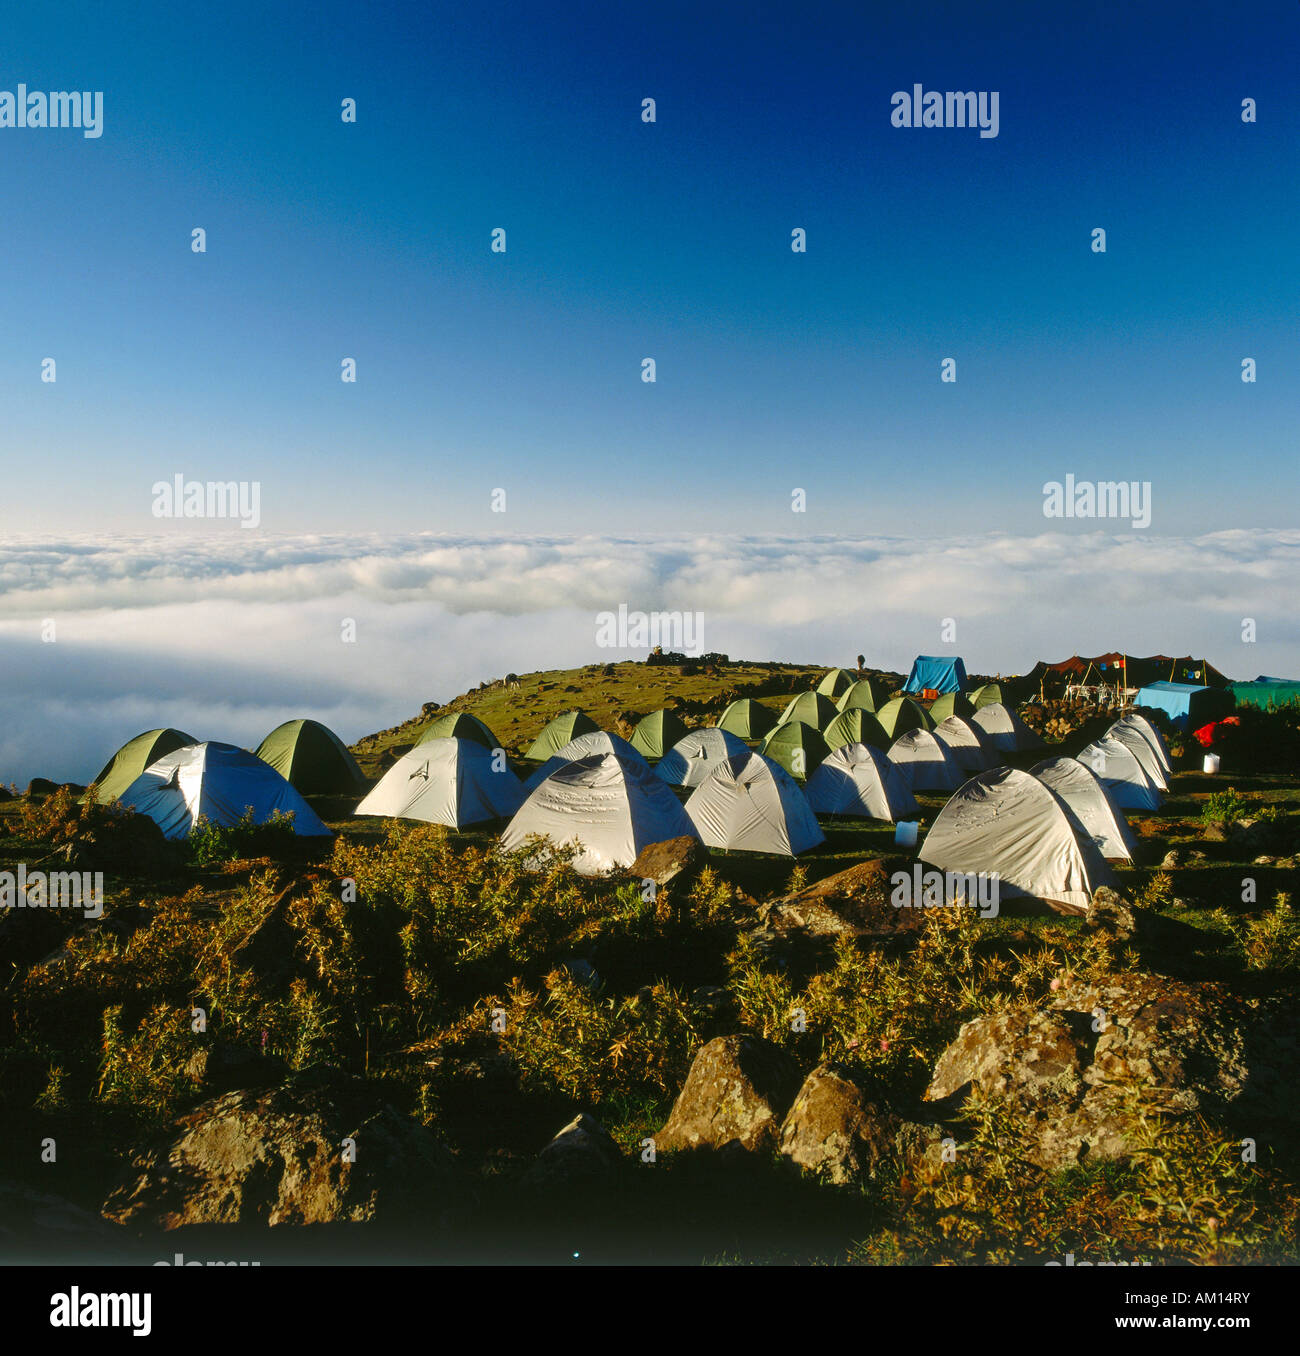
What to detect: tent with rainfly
<box><xmin>931</xmin><ymin>715</ymin><xmax>1000</xmax><ymax>773</ymax></box>
<box><xmin>815</xmin><ymin>668</ymin><xmax>856</xmax><ymax>701</ymax></box>
<box><xmin>525</xmin><ymin>709</ymin><xmax>600</xmax><ymax>761</ymax></box>
<box><xmin>778</xmin><ymin>691</ymin><xmax>838</xmax><ymax>730</ymax></box>
<box><xmin>418</xmin><ymin>711</ymin><xmax>499</xmax><ymax>750</ymax></box>
<box><xmin>874</xmin><ymin>696</ymin><xmax>934</xmax><ymax>740</ymax></box>
<box><xmin>919</xmin><ymin>766</ymin><xmax>1116</xmax><ymax>915</ymax></box>
<box><xmin>716</xmin><ymin>698</ymin><xmax>778</xmax><ymax>741</ymax></box>
<box><xmin>500</xmin><ymin>751</ymin><xmax>697</xmax><ymax>876</ymax></box>
<box><xmin>1076</xmin><ymin>735</ymin><xmax>1163</xmax><ymax>811</ymax></box>
<box><xmin>89</xmin><ymin>728</ymin><xmax>196</xmax><ymax>803</ymax></box>
<box><xmin>525</xmin><ymin>731</ymin><xmax>647</xmax><ymax>791</ymax></box>
<box><xmin>117</xmin><ymin>742</ymin><xmax>332</xmax><ymax>840</ymax></box>
<box><xmin>255</xmin><ymin>719</ymin><xmax>366</xmax><ymax>795</ymax></box>
<box><xmin>888</xmin><ymin>728</ymin><xmax>965</xmax><ymax>793</ymax></box>
<box><xmin>1029</xmin><ymin>756</ymin><xmax>1138</xmax><ymax>861</ymax></box>
<box><xmin>837</xmin><ymin>677</ymin><xmax>890</xmax><ymax>713</ymax></box>
<box><xmin>904</xmin><ymin>656</ymin><xmax>968</xmax><ymax>695</ymax></box>
<box><xmin>355</xmin><ymin>737</ymin><xmax>525</xmax><ymax>828</ymax></box>
<box><xmin>822</xmin><ymin>706</ymin><xmax>890</xmax><ymax>753</ymax></box>
<box><xmin>629</xmin><ymin>709</ymin><xmax>689</xmax><ymax>760</ymax></box>
<box><xmin>971</xmin><ymin>703</ymin><xmax>1043</xmax><ymax>754</ymax></box>
<box><xmin>758</xmin><ymin>720</ymin><xmax>830</xmax><ymax>781</ymax></box>
<box><xmin>805</xmin><ymin>742</ymin><xmax>919</xmax><ymax>821</ymax></box>
<box><xmin>685</xmin><ymin>752</ymin><xmax>824</xmax><ymax>855</ymax></box>
<box><xmin>655</xmin><ymin>728</ymin><xmax>750</xmax><ymax>788</ymax></box>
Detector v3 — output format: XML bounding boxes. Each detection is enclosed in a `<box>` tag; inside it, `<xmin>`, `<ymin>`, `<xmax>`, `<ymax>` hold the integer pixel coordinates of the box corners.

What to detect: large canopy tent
<box><xmin>874</xmin><ymin>696</ymin><xmax>935</xmax><ymax>739</ymax></box>
<box><xmin>1107</xmin><ymin>722</ymin><xmax>1170</xmax><ymax>791</ymax></box>
<box><xmin>501</xmin><ymin>751</ymin><xmax>697</xmax><ymax>876</ymax></box>
<box><xmin>822</xmin><ymin>706</ymin><xmax>890</xmax><ymax>753</ymax></box>
<box><xmin>418</xmin><ymin>711</ymin><xmax>499</xmax><ymax>751</ymax></box>
<box><xmin>815</xmin><ymin>668</ymin><xmax>856</xmax><ymax>701</ymax></box>
<box><xmin>971</xmin><ymin>703</ymin><xmax>1043</xmax><ymax>754</ymax></box>
<box><xmin>525</xmin><ymin>731</ymin><xmax>647</xmax><ymax>791</ymax></box>
<box><xmin>655</xmin><ymin>728</ymin><xmax>750</xmax><ymax>788</ymax></box>
<box><xmin>118</xmin><ymin>742</ymin><xmax>332</xmax><ymax>840</ymax></box>
<box><xmin>89</xmin><ymin>728</ymin><xmax>196</xmax><ymax>804</ymax></box>
<box><xmin>888</xmin><ymin>728</ymin><xmax>965</xmax><ymax>793</ymax></box>
<box><xmin>716</xmin><ymin>698</ymin><xmax>779</xmax><ymax>741</ymax></box>
<box><xmin>255</xmin><ymin>718</ymin><xmax>366</xmax><ymax>796</ymax></box>
<box><xmin>758</xmin><ymin>721</ymin><xmax>830</xmax><ymax>781</ymax></box>
<box><xmin>920</xmin><ymin>767</ymin><xmax>1116</xmax><ymax>915</ymax></box>
<box><xmin>805</xmin><ymin>742</ymin><xmax>919</xmax><ymax>822</ymax></box>
<box><xmin>836</xmin><ymin>677</ymin><xmax>890</xmax><ymax>713</ymax></box>
<box><xmin>1029</xmin><ymin>653</ymin><xmax>1230</xmax><ymax>696</ymax></box>
<box><xmin>356</xmin><ymin>737</ymin><xmax>525</xmax><ymax>828</ymax></box>
<box><xmin>778</xmin><ymin>690</ymin><xmax>839</xmax><ymax>730</ymax></box>
<box><xmin>525</xmin><ymin>709</ymin><xmax>600</xmax><ymax>761</ymax></box>
<box><xmin>928</xmin><ymin>692</ymin><xmax>976</xmax><ymax>723</ymax></box>
<box><xmin>1076</xmin><ymin>735</ymin><xmax>1163</xmax><ymax>811</ymax></box>
<box><xmin>1229</xmin><ymin>676</ymin><xmax>1300</xmax><ymax>710</ymax></box>
<box><xmin>1133</xmin><ymin>682</ymin><xmax>1235</xmax><ymax>732</ymax></box>
<box><xmin>685</xmin><ymin>752</ymin><xmax>824</xmax><ymax>856</ymax></box>
<box><xmin>1029</xmin><ymin>756</ymin><xmax>1139</xmax><ymax>862</ymax></box>
<box><xmin>931</xmin><ymin>715</ymin><xmax>999</xmax><ymax>773</ymax></box>
<box><xmin>629</xmin><ymin>709</ymin><xmax>689</xmax><ymax>760</ymax></box>
<box><xmin>1111</xmin><ymin>712</ymin><xmax>1172</xmax><ymax>774</ymax></box>
<box><xmin>904</xmin><ymin>656</ymin><xmax>968</xmax><ymax>695</ymax></box>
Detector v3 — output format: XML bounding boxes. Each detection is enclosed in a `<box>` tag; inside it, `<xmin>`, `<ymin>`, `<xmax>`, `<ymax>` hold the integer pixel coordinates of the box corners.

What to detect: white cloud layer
<box><xmin>2</xmin><ymin>529</ymin><xmax>1297</xmax><ymax>787</ymax></box>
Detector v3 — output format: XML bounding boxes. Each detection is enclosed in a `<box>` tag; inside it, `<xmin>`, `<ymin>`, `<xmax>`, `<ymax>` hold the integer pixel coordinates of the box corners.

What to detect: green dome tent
<box><xmin>90</xmin><ymin>728</ymin><xmax>196</xmax><ymax>804</ymax></box>
<box><xmin>525</xmin><ymin>709</ymin><xmax>600</xmax><ymax>761</ymax></box>
<box><xmin>716</xmin><ymin>698</ymin><xmax>778</xmax><ymax>741</ymax></box>
<box><xmin>836</xmin><ymin>678</ymin><xmax>889</xmax><ymax>713</ymax></box>
<box><xmin>629</xmin><ymin>709</ymin><xmax>689</xmax><ymax>760</ymax></box>
<box><xmin>778</xmin><ymin>691</ymin><xmax>838</xmax><ymax>730</ymax></box>
<box><xmin>255</xmin><ymin>719</ymin><xmax>366</xmax><ymax>795</ymax></box>
<box><xmin>815</xmin><ymin>668</ymin><xmax>856</xmax><ymax>701</ymax></box>
<box><xmin>875</xmin><ymin>696</ymin><xmax>934</xmax><ymax>739</ymax></box>
<box><xmin>758</xmin><ymin>721</ymin><xmax>830</xmax><ymax>781</ymax></box>
<box><xmin>970</xmin><ymin>683</ymin><xmax>1006</xmax><ymax>710</ymax></box>
<box><xmin>418</xmin><ymin>711</ymin><xmax>499</xmax><ymax>750</ymax></box>
<box><xmin>928</xmin><ymin>692</ymin><xmax>975</xmax><ymax>723</ymax></box>
<box><xmin>822</xmin><ymin>706</ymin><xmax>889</xmax><ymax>752</ymax></box>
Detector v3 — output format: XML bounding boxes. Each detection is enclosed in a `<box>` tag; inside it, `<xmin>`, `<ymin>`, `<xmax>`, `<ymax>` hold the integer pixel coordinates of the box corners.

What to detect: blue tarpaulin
<box><xmin>905</xmin><ymin>656</ymin><xmax>968</xmax><ymax>694</ymax></box>
<box><xmin>1134</xmin><ymin>681</ymin><xmax>1235</xmax><ymax>730</ymax></box>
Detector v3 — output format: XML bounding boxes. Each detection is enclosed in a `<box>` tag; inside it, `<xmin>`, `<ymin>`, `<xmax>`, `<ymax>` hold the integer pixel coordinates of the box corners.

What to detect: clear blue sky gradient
<box><xmin>1</xmin><ymin>0</ymin><xmax>1296</xmax><ymax>536</ymax></box>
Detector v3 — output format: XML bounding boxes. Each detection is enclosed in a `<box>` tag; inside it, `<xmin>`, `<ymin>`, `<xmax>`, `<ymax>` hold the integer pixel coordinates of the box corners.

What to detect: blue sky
<box><xmin>2</xmin><ymin>0</ymin><xmax>1296</xmax><ymax>536</ymax></box>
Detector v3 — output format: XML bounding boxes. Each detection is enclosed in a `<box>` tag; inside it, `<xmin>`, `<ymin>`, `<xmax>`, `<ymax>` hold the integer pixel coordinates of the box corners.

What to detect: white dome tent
<box><xmin>804</xmin><ymin>742</ymin><xmax>919</xmax><ymax>821</ymax></box>
<box><xmin>931</xmin><ymin>715</ymin><xmax>1000</xmax><ymax>774</ymax></box>
<box><xmin>523</xmin><ymin>730</ymin><xmax>648</xmax><ymax>792</ymax></box>
<box><xmin>1076</xmin><ymin>735</ymin><xmax>1164</xmax><ymax>811</ymax></box>
<box><xmin>118</xmin><ymin>742</ymin><xmax>332</xmax><ymax>841</ymax></box>
<box><xmin>1114</xmin><ymin>711</ymin><xmax>1173</xmax><ymax>773</ymax></box>
<box><xmin>888</xmin><ymin>728</ymin><xmax>965</xmax><ymax>794</ymax></box>
<box><xmin>501</xmin><ymin>750</ymin><xmax>697</xmax><ymax>876</ymax></box>
<box><xmin>1029</xmin><ymin>756</ymin><xmax>1139</xmax><ymax>861</ymax></box>
<box><xmin>355</xmin><ymin>737</ymin><xmax>525</xmax><ymax>828</ymax></box>
<box><xmin>1108</xmin><ymin>722</ymin><xmax>1170</xmax><ymax>790</ymax></box>
<box><xmin>970</xmin><ymin>703</ymin><xmax>1044</xmax><ymax>755</ymax></box>
<box><xmin>684</xmin><ymin>752</ymin><xmax>824</xmax><ymax>856</ymax></box>
<box><xmin>655</xmin><ymin>727</ymin><xmax>750</xmax><ymax>788</ymax></box>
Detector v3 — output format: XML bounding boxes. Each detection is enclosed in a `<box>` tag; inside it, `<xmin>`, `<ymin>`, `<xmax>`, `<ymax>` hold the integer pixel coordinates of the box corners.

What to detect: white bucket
<box><xmin>895</xmin><ymin>820</ymin><xmax>919</xmax><ymax>848</ymax></box>
<box><xmin>1203</xmin><ymin>753</ymin><xmax>1221</xmax><ymax>774</ymax></box>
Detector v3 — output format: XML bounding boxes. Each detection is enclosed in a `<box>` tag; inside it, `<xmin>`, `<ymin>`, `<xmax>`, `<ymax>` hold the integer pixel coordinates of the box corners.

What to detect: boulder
<box><xmin>628</xmin><ymin>836</ymin><xmax>703</xmax><ymax>891</ymax></box>
<box><xmin>102</xmin><ymin>1068</ymin><xmax>465</xmax><ymax>1229</ymax></box>
<box><xmin>762</xmin><ymin>859</ymin><xmax>923</xmax><ymax>941</ymax></box>
<box><xmin>25</xmin><ymin>778</ymin><xmax>59</xmax><ymax>797</ymax></box>
<box><xmin>522</xmin><ymin>1114</ymin><xmax>622</xmax><ymax>1192</ymax></box>
<box><xmin>656</xmin><ymin>1035</ymin><xmax>802</xmax><ymax>1155</ymax></box>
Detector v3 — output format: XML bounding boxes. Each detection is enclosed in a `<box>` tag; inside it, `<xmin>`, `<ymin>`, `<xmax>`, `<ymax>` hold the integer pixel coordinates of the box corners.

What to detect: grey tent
<box><xmin>1029</xmin><ymin>756</ymin><xmax>1138</xmax><ymax>861</ymax></box>
<box><xmin>685</xmin><ymin>752</ymin><xmax>824</xmax><ymax>856</ymax></box>
<box><xmin>1112</xmin><ymin>713</ymin><xmax>1173</xmax><ymax>776</ymax></box>
<box><xmin>931</xmin><ymin>715</ymin><xmax>1000</xmax><ymax>773</ymax></box>
<box><xmin>356</xmin><ymin>737</ymin><xmax>525</xmax><ymax>828</ymax></box>
<box><xmin>971</xmin><ymin>703</ymin><xmax>1043</xmax><ymax>754</ymax></box>
<box><xmin>805</xmin><ymin>742</ymin><xmax>920</xmax><ymax>821</ymax></box>
<box><xmin>1107</xmin><ymin>723</ymin><xmax>1170</xmax><ymax>792</ymax></box>
<box><xmin>655</xmin><ymin>728</ymin><xmax>750</xmax><ymax>788</ymax></box>
<box><xmin>1075</xmin><ymin>736</ymin><xmax>1163</xmax><ymax>811</ymax></box>
<box><xmin>888</xmin><ymin>728</ymin><xmax>965</xmax><ymax>793</ymax></box>
<box><xmin>525</xmin><ymin>731</ymin><xmax>647</xmax><ymax>791</ymax></box>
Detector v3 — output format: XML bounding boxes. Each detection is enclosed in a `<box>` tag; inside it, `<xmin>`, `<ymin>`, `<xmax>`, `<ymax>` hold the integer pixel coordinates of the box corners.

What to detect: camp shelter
<box><xmin>874</xmin><ymin>696</ymin><xmax>935</xmax><ymax>739</ymax></box>
<box><xmin>971</xmin><ymin>703</ymin><xmax>1043</xmax><ymax>754</ymax></box>
<box><xmin>1076</xmin><ymin>735</ymin><xmax>1163</xmax><ymax>811</ymax></box>
<box><xmin>815</xmin><ymin>668</ymin><xmax>857</xmax><ymax>701</ymax></box>
<box><xmin>525</xmin><ymin>709</ymin><xmax>600</xmax><ymax>761</ymax></box>
<box><xmin>929</xmin><ymin>692</ymin><xmax>976</xmax><ymax>723</ymax></box>
<box><xmin>1029</xmin><ymin>756</ymin><xmax>1138</xmax><ymax>861</ymax></box>
<box><xmin>1030</xmin><ymin>654</ymin><xmax>1230</xmax><ymax>696</ymax></box>
<box><xmin>919</xmin><ymin>767</ymin><xmax>1116</xmax><ymax>915</ymax></box>
<box><xmin>89</xmin><ymin>728</ymin><xmax>196</xmax><ymax>804</ymax></box>
<box><xmin>255</xmin><ymin>719</ymin><xmax>366</xmax><ymax>795</ymax></box>
<box><xmin>804</xmin><ymin>742</ymin><xmax>919</xmax><ymax>821</ymax></box>
<box><xmin>888</xmin><ymin>728</ymin><xmax>965</xmax><ymax>793</ymax></box>
<box><xmin>931</xmin><ymin>715</ymin><xmax>1000</xmax><ymax>773</ymax></box>
<box><xmin>418</xmin><ymin>711</ymin><xmax>499</xmax><ymax>751</ymax></box>
<box><xmin>356</xmin><ymin>737</ymin><xmax>524</xmax><ymax>828</ymax></box>
<box><xmin>836</xmin><ymin>677</ymin><xmax>890</xmax><ymax>713</ymax></box>
<box><xmin>904</xmin><ymin>656</ymin><xmax>967</xmax><ymax>695</ymax></box>
<box><xmin>525</xmin><ymin>731</ymin><xmax>647</xmax><ymax>791</ymax></box>
<box><xmin>685</xmin><ymin>752</ymin><xmax>824</xmax><ymax>855</ymax></box>
<box><xmin>1107</xmin><ymin>723</ymin><xmax>1170</xmax><ymax>791</ymax></box>
<box><xmin>1133</xmin><ymin>682</ymin><xmax>1234</xmax><ymax>732</ymax></box>
<box><xmin>117</xmin><ymin>742</ymin><xmax>332</xmax><ymax>840</ymax></box>
<box><xmin>778</xmin><ymin>690</ymin><xmax>839</xmax><ymax>730</ymax></box>
<box><xmin>655</xmin><ymin>728</ymin><xmax>750</xmax><ymax>788</ymax></box>
<box><xmin>758</xmin><ymin>720</ymin><xmax>830</xmax><ymax>780</ymax></box>
<box><xmin>969</xmin><ymin>683</ymin><xmax>1006</xmax><ymax>710</ymax></box>
<box><xmin>500</xmin><ymin>751</ymin><xmax>697</xmax><ymax>876</ymax></box>
<box><xmin>822</xmin><ymin>706</ymin><xmax>890</xmax><ymax>753</ymax></box>
<box><xmin>1112</xmin><ymin>712</ymin><xmax>1172</xmax><ymax>773</ymax></box>
<box><xmin>629</xmin><ymin>709</ymin><xmax>689</xmax><ymax>760</ymax></box>
<box><xmin>1229</xmin><ymin>676</ymin><xmax>1300</xmax><ymax>710</ymax></box>
<box><xmin>716</xmin><ymin>698</ymin><xmax>778</xmax><ymax>741</ymax></box>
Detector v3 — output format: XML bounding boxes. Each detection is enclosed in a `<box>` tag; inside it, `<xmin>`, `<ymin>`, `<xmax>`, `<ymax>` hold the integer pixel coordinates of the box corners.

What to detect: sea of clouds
<box><xmin>1</xmin><ymin>529</ymin><xmax>1297</xmax><ymax>787</ymax></box>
